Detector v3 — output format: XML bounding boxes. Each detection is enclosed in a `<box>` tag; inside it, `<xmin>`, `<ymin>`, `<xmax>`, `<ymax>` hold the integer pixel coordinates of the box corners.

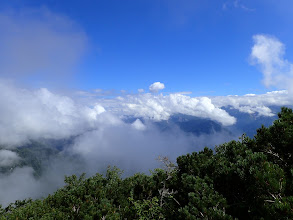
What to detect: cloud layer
<box><xmin>212</xmin><ymin>90</ymin><xmax>290</xmax><ymax>116</ymax></box>
<box><xmin>1</xmin><ymin>80</ymin><xmax>289</xmax><ymax>149</ymax></box>
<box><xmin>109</xmin><ymin>93</ymin><xmax>236</xmax><ymax>126</ymax></box>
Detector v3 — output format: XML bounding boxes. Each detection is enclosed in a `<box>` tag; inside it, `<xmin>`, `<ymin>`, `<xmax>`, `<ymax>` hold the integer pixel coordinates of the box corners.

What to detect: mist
<box><xmin>0</xmin><ymin>88</ymin><xmax>238</xmax><ymax>206</ymax></box>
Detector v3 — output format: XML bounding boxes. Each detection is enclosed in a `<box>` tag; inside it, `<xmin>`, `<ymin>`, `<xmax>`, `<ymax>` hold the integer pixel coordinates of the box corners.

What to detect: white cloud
<box><xmin>250</xmin><ymin>35</ymin><xmax>293</xmax><ymax>94</ymax></box>
<box><xmin>244</xmin><ymin>94</ymin><xmax>256</xmax><ymax>97</ymax></box>
<box><xmin>223</xmin><ymin>0</ymin><xmax>255</xmax><ymax>12</ymax></box>
<box><xmin>0</xmin><ymin>167</ymin><xmax>43</xmax><ymax>206</ymax></box>
<box><xmin>0</xmin><ymin>80</ymin><xmax>109</xmax><ymax>146</ymax></box>
<box><xmin>1</xmin><ymin>79</ymin><xmax>291</xmax><ymax>149</ymax></box>
<box><xmin>131</xmin><ymin>119</ymin><xmax>146</xmax><ymax>130</ymax></box>
<box><xmin>99</xmin><ymin>93</ymin><xmax>236</xmax><ymax>126</ymax></box>
<box><xmin>0</xmin><ymin>150</ymin><xmax>20</xmax><ymax>167</ymax></box>
<box><xmin>174</xmin><ymin>91</ymin><xmax>192</xmax><ymax>95</ymax></box>
<box><xmin>212</xmin><ymin>90</ymin><xmax>290</xmax><ymax>116</ymax></box>
<box><xmin>233</xmin><ymin>0</ymin><xmax>255</xmax><ymax>11</ymax></box>
<box><xmin>149</xmin><ymin>82</ymin><xmax>165</xmax><ymax>93</ymax></box>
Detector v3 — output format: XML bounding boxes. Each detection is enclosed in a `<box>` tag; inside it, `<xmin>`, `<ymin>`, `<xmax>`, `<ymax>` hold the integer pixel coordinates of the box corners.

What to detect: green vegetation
<box><xmin>1</xmin><ymin>107</ymin><xmax>293</xmax><ymax>219</ymax></box>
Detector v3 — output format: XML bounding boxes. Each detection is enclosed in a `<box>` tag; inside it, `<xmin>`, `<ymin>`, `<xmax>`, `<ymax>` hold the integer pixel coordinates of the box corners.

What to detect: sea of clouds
<box><xmin>0</xmin><ymin>7</ymin><xmax>293</xmax><ymax>206</ymax></box>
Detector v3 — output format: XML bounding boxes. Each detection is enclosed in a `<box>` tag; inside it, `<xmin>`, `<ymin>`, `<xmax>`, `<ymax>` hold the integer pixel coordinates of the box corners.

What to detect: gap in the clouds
<box><xmin>123</xmin><ymin>114</ymin><xmax>225</xmax><ymax>136</ymax></box>
<box><xmin>221</xmin><ymin>105</ymin><xmax>293</xmax><ymax>138</ymax></box>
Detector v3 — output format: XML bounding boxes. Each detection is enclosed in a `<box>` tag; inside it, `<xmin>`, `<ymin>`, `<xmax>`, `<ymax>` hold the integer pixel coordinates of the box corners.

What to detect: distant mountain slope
<box><xmin>0</xmin><ymin>141</ymin><xmax>61</xmax><ymax>177</ymax></box>
<box><xmin>0</xmin><ymin>138</ymin><xmax>82</xmax><ymax>178</ymax></box>
<box><xmin>123</xmin><ymin>107</ymin><xmax>283</xmax><ymax>138</ymax></box>
<box><xmin>156</xmin><ymin>114</ymin><xmax>223</xmax><ymax>135</ymax></box>
<box><xmin>223</xmin><ymin>106</ymin><xmax>285</xmax><ymax>137</ymax></box>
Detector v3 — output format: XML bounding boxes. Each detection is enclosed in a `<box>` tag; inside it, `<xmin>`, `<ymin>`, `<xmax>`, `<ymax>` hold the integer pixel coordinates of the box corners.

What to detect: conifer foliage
<box><xmin>0</xmin><ymin>107</ymin><xmax>293</xmax><ymax>219</ymax></box>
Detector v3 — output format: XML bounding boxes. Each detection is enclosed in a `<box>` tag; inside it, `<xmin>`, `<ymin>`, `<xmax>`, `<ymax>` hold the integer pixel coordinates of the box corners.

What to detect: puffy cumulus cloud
<box><xmin>212</xmin><ymin>90</ymin><xmax>291</xmax><ymax>116</ymax></box>
<box><xmin>92</xmin><ymin>88</ymin><xmax>291</xmax><ymax>125</ymax></box>
<box><xmin>149</xmin><ymin>82</ymin><xmax>165</xmax><ymax>93</ymax></box>
<box><xmin>0</xmin><ymin>8</ymin><xmax>87</xmax><ymax>81</ymax></box>
<box><xmin>0</xmin><ymin>81</ymin><xmax>108</xmax><ymax>146</ymax></box>
<box><xmin>250</xmin><ymin>35</ymin><xmax>293</xmax><ymax>94</ymax></box>
<box><xmin>106</xmin><ymin>93</ymin><xmax>236</xmax><ymax>126</ymax></box>
<box><xmin>0</xmin><ymin>150</ymin><xmax>20</xmax><ymax>167</ymax></box>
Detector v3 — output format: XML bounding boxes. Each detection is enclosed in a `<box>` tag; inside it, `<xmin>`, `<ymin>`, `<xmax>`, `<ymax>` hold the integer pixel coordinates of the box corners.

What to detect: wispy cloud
<box><xmin>223</xmin><ymin>0</ymin><xmax>255</xmax><ymax>12</ymax></box>
<box><xmin>250</xmin><ymin>34</ymin><xmax>293</xmax><ymax>95</ymax></box>
<box><xmin>0</xmin><ymin>8</ymin><xmax>87</xmax><ymax>82</ymax></box>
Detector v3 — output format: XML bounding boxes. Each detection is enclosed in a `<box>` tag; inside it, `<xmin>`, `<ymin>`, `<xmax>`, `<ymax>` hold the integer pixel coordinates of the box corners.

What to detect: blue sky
<box><xmin>0</xmin><ymin>0</ymin><xmax>293</xmax><ymax>96</ymax></box>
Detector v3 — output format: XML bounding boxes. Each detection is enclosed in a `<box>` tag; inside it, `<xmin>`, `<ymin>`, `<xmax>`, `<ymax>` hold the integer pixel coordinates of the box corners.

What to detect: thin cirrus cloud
<box><xmin>223</xmin><ymin>0</ymin><xmax>255</xmax><ymax>12</ymax></box>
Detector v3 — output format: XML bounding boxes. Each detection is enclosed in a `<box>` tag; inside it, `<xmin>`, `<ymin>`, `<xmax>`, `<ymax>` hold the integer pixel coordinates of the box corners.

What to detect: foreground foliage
<box><xmin>1</xmin><ymin>107</ymin><xmax>293</xmax><ymax>219</ymax></box>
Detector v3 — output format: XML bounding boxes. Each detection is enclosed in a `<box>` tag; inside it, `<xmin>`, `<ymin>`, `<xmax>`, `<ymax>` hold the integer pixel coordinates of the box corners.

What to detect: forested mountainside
<box><xmin>0</xmin><ymin>107</ymin><xmax>292</xmax><ymax>219</ymax></box>
<box><xmin>0</xmin><ymin>142</ymin><xmax>59</xmax><ymax>177</ymax></box>
<box><xmin>0</xmin><ymin>139</ymin><xmax>81</xmax><ymax>178</ymax></box>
